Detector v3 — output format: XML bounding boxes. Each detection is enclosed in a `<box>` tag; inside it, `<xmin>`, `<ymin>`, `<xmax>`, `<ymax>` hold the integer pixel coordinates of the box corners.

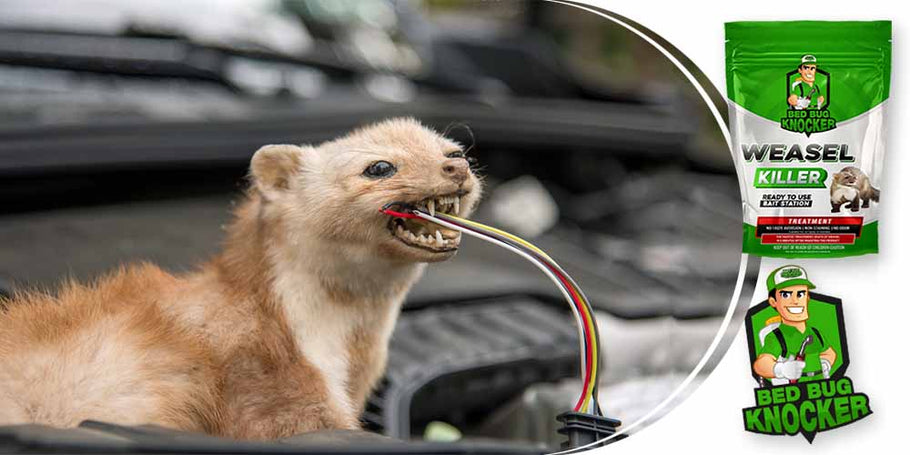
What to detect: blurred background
<box><xmin>0</xmin><ymin>0</ymin><xmax>745</xmax><ymax>451</ymax></box>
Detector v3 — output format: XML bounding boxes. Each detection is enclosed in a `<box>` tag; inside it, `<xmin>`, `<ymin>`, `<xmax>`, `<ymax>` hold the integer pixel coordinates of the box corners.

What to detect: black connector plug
<box><xmin>556</xmin><ymin>411</ymin><xmax>624</xmax><ymax>450</ymax></box>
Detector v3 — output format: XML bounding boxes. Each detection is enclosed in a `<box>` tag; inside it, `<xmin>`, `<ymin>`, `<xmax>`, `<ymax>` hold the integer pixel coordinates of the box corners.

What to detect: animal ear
<box><xmin>250</xmin><ymin>144</ymin><xmax>304</xmax><ymax>199</ymax></box>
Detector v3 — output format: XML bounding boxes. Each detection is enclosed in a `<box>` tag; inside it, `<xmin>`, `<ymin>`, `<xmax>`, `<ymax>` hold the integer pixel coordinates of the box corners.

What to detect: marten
<box><xmin>829</xmin><ymin>166</ymin><xmax>879</xmax><ymax>213</ymax></box>
<box><xmin>0</xmin><ymin>118</ymin><xmax>481</xmax><ymax>439</ymax></box>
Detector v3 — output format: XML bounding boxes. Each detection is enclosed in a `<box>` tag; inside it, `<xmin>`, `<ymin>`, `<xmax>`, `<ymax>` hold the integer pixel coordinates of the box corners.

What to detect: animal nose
<box><xmin>441</xmin><ymin>158</ymin><xmax>469</xmax><ymax>184</ymax></box>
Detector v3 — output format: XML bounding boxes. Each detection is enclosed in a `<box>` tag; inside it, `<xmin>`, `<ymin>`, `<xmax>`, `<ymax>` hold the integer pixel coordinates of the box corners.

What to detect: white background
<box><xmin>579</xmin><ymin>0</ymin><xmax>909</xmax><ymax>452</ymax></box>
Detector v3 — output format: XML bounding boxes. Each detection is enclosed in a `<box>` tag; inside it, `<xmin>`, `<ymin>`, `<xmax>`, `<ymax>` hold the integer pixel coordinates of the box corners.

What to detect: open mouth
<box><xmin>387</xmin><ymin>194</ymin><xmax>464</xmax><ymax>252</ymax></box>
<box><xmin>786</xmin><ymin>307</ymin><xmax>805</xmax><ymax>314</ymax></box>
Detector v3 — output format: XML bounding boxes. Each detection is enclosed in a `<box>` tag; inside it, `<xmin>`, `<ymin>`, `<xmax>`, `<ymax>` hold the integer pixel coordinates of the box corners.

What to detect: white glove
<box><xmin>773</xmin><ymin>355</ymin><xmax>806</xmax><ymax>380</ymax></box>
<box><xmin>821</xmin><ymin>359</ymin><xmax>831</xmax><ymax>379</ymax></box>
<box><xmin>795</xmin><ymin>97</ymin><xmax>811</xmax><ymax>110</ymax></box>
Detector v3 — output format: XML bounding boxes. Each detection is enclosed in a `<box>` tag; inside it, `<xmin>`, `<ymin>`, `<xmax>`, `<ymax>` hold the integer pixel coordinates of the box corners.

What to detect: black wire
<box><xmin>441</xmin><ymin>121</ymin><xmax>476</xmax><ymax>155</ymax></box>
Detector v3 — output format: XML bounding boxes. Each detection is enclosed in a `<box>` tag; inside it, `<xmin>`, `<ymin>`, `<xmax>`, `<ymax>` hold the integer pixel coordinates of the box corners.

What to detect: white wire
<box><xmin>414</xmin><ymin>212</ymin><xmax>590</xmax><ymax>390</ymax></box>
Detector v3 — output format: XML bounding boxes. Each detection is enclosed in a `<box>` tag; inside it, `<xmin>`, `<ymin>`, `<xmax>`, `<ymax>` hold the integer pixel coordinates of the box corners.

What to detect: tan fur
<box><xmin>0</xmin><ymin>118</ymin><xmax>481</xmax><ymax>439</ymax></box>
<box><xmin>830</xmin><ymin>166</ymin><xmax>879</xmax><ymax>213</ymax></box>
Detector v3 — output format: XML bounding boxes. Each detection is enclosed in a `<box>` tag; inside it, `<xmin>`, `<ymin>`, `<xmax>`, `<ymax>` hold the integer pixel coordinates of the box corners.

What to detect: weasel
<box><xmin>829</xmin><ymin>166</ymin><xmax>879</xmax><ymax>213</ymax></box>
<box><xmin>0</xmin><ymin>118</ymin><xmax>481</xmax><ymax>439</ymax></box>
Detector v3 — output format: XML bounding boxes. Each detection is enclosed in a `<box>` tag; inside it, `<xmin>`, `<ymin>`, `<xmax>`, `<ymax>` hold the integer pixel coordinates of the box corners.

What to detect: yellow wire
<box><xmin>443</xmin><ymin>214</ymin><xmax>554</xmax><ymax>260</ymax></box>
<box><xmin>441</xmin><ymin>213</ymin><xmax>599</xmax><ymax>413</ymax></box>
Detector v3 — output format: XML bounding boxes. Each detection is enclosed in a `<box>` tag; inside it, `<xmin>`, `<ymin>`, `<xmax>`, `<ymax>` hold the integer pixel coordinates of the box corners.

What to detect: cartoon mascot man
<box><xmin>753</xmin><ymin>265</ymin><xmax>837</xmax><ymax>385</ymax></box>
<box><xmin>788</xmin><ymin>54</ymin><xmax>826</xmax><ymax>110</ymax></box>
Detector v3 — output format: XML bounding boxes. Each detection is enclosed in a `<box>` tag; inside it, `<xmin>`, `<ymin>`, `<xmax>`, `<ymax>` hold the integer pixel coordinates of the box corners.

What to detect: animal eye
<box><xmin>363</xmin><ymin>161</ymin><xmax>397</xmax><ymax>179</ymax></box>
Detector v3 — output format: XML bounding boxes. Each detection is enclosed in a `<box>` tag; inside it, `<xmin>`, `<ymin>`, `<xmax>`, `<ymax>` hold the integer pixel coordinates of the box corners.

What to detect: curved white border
<box><xmin>546</xmin><ymin>1</ymin><xmax>731</xmax><ymax>150</ymax></box>
<box><xmin>543</xmin><ymin>2</ymin><xmax>746</xmax><ymax>453</ymax></box>
<box><xmin>550</xmin><ymin>256</ymin><xmax>747</xmax><ymax>454</ymax></box>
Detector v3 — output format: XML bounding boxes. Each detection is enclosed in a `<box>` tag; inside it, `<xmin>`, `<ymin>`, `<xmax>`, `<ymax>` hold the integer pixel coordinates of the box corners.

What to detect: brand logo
<box><xmin>743</xmin><ymin>267</ymin><xmax>871</xmax><ymax>442</ymax></box>
<box><xmin>780</xmin><ymin>54</ymin><xmax>837</xmax><ymax>136</ymax></box>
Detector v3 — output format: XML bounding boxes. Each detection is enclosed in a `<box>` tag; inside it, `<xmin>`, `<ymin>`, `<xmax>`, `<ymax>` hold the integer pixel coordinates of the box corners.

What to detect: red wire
<box><xmin>542</xmin><ymin>259</ymin><xmax>593</xmax><ymax>411</ymax></box>
<box><xmin>379</xmin><ymin>208</ymin><xmax>420</xmax><ymax>219</ymax></box>
<box><xmin>446</xmin><ymin>216</ymin><xmax>595</xmax><ymax>411</ymax></box>
<box><xmin>560</xmin><ymin>271</ymin><xmax>593</xmax><ymax>412</ymax></box>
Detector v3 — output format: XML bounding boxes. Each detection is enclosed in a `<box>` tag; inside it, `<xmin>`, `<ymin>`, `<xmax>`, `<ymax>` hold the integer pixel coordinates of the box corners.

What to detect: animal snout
<box><xmin>441</xmin><ymin>158</ymin><xmax>469</xmax><ymax>184</ymax></box>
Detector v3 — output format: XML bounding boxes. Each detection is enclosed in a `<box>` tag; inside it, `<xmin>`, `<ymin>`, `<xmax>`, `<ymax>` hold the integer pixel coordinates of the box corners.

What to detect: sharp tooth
<box><xmin>397</xmin><ymin>225</ymin><xmax>405</xmax><ymax>234</ymax></box>
<box><xmin>435</xmin><ymin>230</ymin><xmax>443</xmax><ymax>244</ymax></box>
<box><xmin>428</xmin><ymin>199</ymin><xmax>435</xmax><ymax>217</ymax></box>
<box><xmin>454</xmin><ymin>198</ymin><xmax>460</xmax><ymax>214</ymax></box>
<box><xmin>408</xmin><ymin>232</ymin><xmax>417</xmax><ymax>241</ymax></box>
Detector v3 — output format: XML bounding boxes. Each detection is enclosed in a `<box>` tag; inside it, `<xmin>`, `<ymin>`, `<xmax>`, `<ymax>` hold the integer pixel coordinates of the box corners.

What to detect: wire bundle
<box><xmin>381</xmin><ymin>205</ymin><xmax>603</xmax><ymax>416</ymax></box>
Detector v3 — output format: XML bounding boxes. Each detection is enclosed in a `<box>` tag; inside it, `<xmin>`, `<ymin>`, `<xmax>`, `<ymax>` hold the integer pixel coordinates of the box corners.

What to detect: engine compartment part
<box><xmin>556</xmin><ymin>411</ymin><xmax>623</xmax><ymax>449</ymax></box>
<box><xmin>363</xmin><ymin>295</ymin><xmax>581</xmax><ymax>441</ymax></box>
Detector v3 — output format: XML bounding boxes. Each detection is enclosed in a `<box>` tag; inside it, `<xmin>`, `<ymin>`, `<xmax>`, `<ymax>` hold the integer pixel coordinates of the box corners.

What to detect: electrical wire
<box><xmin>436</xmin><ymin>213</ymin><xmax>601</xmax><ymax>414</ymax></box>
<box><xmin>380</xmin><ymin>204</ymin><xmax>603</xmax><ymax>415</ymax></box>
<box><xmin>406</xmin><ymin>211</ymin><xmax>594</xmax><ymax>409</ymax></box>
<box><xmin>449</xmin><ymin>213</ymin><xmax>604</xmax><ymax>411</ymax></box>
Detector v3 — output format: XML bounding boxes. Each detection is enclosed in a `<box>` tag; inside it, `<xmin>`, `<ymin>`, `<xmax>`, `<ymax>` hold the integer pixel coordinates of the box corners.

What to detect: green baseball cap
<box><xmin>767</xmin><ymin>265</ymin><xmax>816</xmax><ymax>292</ymax></box>
<box><xmin>800</xmin><ymin>54</ymin><xmax>818</xmax><ymax>66</ymax></box>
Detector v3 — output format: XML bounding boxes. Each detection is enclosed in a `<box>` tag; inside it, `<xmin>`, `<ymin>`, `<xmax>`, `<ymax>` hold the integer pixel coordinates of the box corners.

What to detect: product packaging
<box><xmin>725</xmin><ymin>21</ymin><xmax>891</xmax><ymax>257</ymax></box>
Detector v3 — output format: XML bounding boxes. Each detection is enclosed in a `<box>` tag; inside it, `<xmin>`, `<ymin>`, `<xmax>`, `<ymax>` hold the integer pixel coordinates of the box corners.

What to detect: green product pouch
<box><xmin>725</xmin><ymin>21</ymin><xmax>891</xmax><ymax>258</ymax></box>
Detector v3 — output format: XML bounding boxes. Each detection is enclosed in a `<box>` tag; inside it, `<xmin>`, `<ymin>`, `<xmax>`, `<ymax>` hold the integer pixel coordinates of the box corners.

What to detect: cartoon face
<box><xmin>252</xmin><ymin>118</ymin><xmax>482</xmax><ymax>264</ymax></box>
<box><xmin>798</xmin><ymin>64</ymin><xmax>817</xmax><ymax>83</ymax></box>
<box><xmin>768</xmin><ymin>284</ymin><xmax>810</xmax><ymax>322</ymax></box>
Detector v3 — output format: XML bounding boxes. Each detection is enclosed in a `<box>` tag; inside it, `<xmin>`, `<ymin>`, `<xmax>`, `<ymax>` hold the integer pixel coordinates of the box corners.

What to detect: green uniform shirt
<box><xmin>790</xmin><ymin>79</ymin><xmax>825</xmax><ymax>107</ymax></box>
<box><xmin>760</xmin><ymin>322</ymin><xmax>831</xmax><ymax>382</ymax></box>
